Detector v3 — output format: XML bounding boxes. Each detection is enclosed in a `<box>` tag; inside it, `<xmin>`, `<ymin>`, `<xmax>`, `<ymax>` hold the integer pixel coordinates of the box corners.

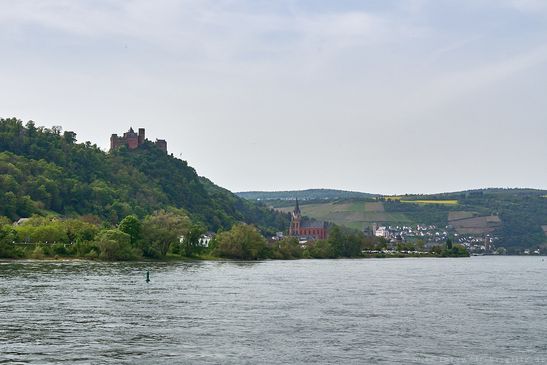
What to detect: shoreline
<box><xmin>7</xmin><ymin>254</ymin><xmax>533</xmax><ymax>264</ymax></box>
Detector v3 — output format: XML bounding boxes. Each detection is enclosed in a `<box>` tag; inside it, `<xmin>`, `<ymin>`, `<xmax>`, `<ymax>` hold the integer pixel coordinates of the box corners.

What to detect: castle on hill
<box><xmin>110</xmin><ymin>127</ymin><xmax>167</xmax><ymax>153</ymax></box>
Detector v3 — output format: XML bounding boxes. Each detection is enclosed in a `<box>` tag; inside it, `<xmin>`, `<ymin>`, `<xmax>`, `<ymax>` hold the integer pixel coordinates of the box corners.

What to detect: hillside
<box><xmin>236</xmin><ymin>189</ymin><xmax>376</xmax><ymax>201</ymax></box>
<box><xmin>269</xmin><ymin>189</ymin><xmax>547</xmax><ymax>252</ymax></box>
<box><xmin>0</xmin><ymin>118</ymin><xmax>288</xmax><ymax>234</ymax></box>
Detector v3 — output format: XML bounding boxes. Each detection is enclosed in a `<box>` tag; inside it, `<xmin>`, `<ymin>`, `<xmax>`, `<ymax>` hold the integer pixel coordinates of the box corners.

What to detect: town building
<box><xmin>374</xmin><ymin>225</ymin><xmax>390</xmax><ymax>238</ymax></box>
<box><xmin>110</xmin><ymin>127</ymin><xmax>167</xmax><ymax>153</ymax></box>
<box><xmin>179</xmin><ymin>233</ymin><xmax>214</xmax><ymax>248</ymax></box>
<box><xmin>288</xmin><ymin>199</ymin><xmax>327</xmax><ymax>241</ymax></box>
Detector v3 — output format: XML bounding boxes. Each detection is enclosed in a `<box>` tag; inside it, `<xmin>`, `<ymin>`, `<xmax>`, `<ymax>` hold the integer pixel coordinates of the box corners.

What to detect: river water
<box><xmin>1</xmin><ymin>257</ymin><xmax>546</xmax><ymax>364</ymax></box>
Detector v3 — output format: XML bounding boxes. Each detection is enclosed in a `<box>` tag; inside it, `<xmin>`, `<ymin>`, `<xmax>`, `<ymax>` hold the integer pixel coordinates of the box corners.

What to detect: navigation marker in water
<box><xmin>146</xmin><ymin>271</ymin><xmax>150</xmax><ymax>283</ymax></box>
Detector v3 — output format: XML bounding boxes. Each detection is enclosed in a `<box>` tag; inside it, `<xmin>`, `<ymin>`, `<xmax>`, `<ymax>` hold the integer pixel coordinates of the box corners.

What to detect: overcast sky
<box><xmin>1</xmin><ymin>0</ymin><xmax>546</xmax><ymax>194</ymax></box>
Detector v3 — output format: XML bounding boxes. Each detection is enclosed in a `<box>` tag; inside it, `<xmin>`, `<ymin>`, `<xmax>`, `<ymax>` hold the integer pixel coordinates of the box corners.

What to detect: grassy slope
<box><xmin>277</xmin><ymin>201</ymin><xmax>414</xmax><ymax>230</ymax></box>
<box><xmin>236</xmin><ymin>189</ymin><xmax>376</xmax><ymax>200</ymax></box>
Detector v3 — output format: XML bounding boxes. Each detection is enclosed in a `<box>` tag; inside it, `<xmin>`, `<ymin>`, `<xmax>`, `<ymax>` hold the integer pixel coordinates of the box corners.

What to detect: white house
<box><xmin>374</xmin><ymin>226</ymin><xmax>390</xmax><ymax>238</ymax></box>
<box><xmin>179</xmin><ymin>234</ymin><xmax>214</xmax><ymax>248</ymax></box>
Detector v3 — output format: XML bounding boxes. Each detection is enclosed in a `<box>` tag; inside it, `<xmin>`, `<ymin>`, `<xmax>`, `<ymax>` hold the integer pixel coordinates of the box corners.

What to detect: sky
<box><xmin>1</xmin><ymin>0</ymin><xmax>546</xmax><ymax>195</ymax></box>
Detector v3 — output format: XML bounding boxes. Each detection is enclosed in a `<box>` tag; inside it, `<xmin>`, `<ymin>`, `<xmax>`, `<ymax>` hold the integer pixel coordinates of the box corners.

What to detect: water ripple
<box><xmin>1</xmin><ymin>257</ymin><xmax>546</xmax><ymax>364</ymax></box>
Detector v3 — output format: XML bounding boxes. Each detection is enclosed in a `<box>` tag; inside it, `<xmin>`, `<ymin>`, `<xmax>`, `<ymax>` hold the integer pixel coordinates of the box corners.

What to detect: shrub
<box><xmin>213</xmin><ymin>224</ymin><xmax>267</xmax><ymax>260</ymax></box>
<box><xmin>95</xmin><ymin>229</ymin><xmax>138</xmax><ymax>261</ymax></box>
<box><xmin>52</xmin><ymin>243</ymin><xmax>70</xmax><ymax>256</ymax></box>
<box><xmin>31</xmin><ymin>245</ymin><xmax>45</xmax><ymax>259</ymax></box>
<box><xmin>270</xmin><ymin>237</ymin><xmax>303</xmax><ymax>259</ymax></box>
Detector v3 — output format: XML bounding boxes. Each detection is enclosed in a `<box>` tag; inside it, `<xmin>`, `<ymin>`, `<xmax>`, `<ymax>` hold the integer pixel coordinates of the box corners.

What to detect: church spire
<box><xmin>294</xmin><ymin>197</ymin><xmax>301</xmax><ymax>215</ymax></box>
<box><xmin>289</xmin><ymin>197</ymin><xmax>302</xmax><ymax>237</ymax></box>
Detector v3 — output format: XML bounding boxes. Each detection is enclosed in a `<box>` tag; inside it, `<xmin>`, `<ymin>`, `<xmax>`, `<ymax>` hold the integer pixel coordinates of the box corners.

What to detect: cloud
<box><xmin>426</xmin><ymin>35</ymin><xmax>485</xmax><ymax>65</ymax></box>
<box><xmin>506</xmin><ymin>0</ymin><xmax>547</xmax><ymax>13</ymax></box>
<box><xmin>1</xmin><ymin>0</ymin><xmax>546</xmax><ymax>193</ymax></box>
<box><xmin>0</xmin><ymin>1</ymin><xmax>426</xmax><ymax>62</ymax></box>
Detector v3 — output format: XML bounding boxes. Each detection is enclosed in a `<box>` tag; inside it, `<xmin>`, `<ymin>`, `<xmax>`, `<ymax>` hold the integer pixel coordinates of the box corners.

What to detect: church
<box><xmin>288</xmin><ymin>199</ymin><xmax>328</xmax><ymax>241</ymax></box>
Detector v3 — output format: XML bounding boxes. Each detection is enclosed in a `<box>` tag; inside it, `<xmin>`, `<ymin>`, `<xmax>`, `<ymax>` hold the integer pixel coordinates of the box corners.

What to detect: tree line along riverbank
<box><xmin>0</xmin><ymin>213</ymin><xmax>469</xmax><ymax>261</ymax></box>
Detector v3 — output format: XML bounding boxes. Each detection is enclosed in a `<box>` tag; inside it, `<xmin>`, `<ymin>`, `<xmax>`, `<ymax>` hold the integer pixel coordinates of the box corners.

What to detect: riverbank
<box><xmin>0</xmin><ymin>249</ymin><xmax>469</xmax><ymax>262</ymax></box>
<box><xmin>1</xmin><ymin>223</ymin><xmax>470</xmax><ymax>261</ymax></box>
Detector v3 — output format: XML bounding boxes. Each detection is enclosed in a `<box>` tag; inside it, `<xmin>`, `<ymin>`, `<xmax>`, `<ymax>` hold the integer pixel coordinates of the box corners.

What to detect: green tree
<box><xmin>396</xmin><ymin>242</ymin><xmax>416</xmax><ymax>252</ymax></box>
<box><xmin>271</xmin><ymin>236</ymin><xmax>303</xmax><ymax>259</ymax></box>
<box><xmin>213</xmin><ymin>223</ymin><xmax>267</xmax><ymax>260</ymax></box>
<box><xmin>141</xmin><ymin>210</ymin><xmax>191</xmax><ymax>257</ymax></box>
<box><xmin>308</xmin><ymin>239</ymin><xmax>335</xmax><ymax>258</ymax></box>
<box><xmin>328</xmin><ymin>226</ymin><xmax>344</xmax><ymax>257</ymax></box>
<box><xmin>446</xmin><ymin>243</ymin><xmax>469</xmax><ymax>257</ymax></box>
<box><xmin>375</xmin><ymin>238</ymin><xmax>388</xmax><ymax>251</ymax></box>
<box><xmin>430</xmin><ymin>245</ymin><xmax>443</xmax><ymax>255</ymax></box>
<box><xmin>1</xmin><ymin>191</ymin><xmax>17</xmax><ymax>219</ymax></box>
<box><xmin>65</xmin><ymin>219</ymin><xmax>98</xmax><ymax>243</ymax></box>
<box><xmin>63</xmin><ymin>131</ymin><xmax>77</xmax><ymax>144</ymax></box>
<box><xmin>118</xmin><ymin>215</ymin><xmax>141</xmax><ymax>245</ymax></box>
<box><xmin>0</xmin><ymin>217</ymin><xmax>19</xmax><ymax>258</ymax></box>
<box><xmin>14</xmin><ymin>218</ymin><xmax>68</xmax><ymax>244</ymax></box>
<box><xmin>181</xmin><ymin>224</ymin><xmax>206</xmax><ymax>257</ymax></box>
<box><xmin>26</xmin><ymin>120</ymin><xmax>36</xmax><ymax>138</ymax></box>
<box><xmin>327</xmin><ymin>225</ymin><xmax>362</xmax><ymax>257</ymax></box>
<box><xmin>496</xmin><ymin>247</ymin><xmax>507</xmax><ymax>255</ymax></box>
<box><xmin>95</xmin><ymin>229</ymin><xmax>137</xmax><ymax>260</ymax></box>
<box><xmin>360</xmin><ymin>236</ymin><xmax>377</xmax><ymax>251</ymax></box>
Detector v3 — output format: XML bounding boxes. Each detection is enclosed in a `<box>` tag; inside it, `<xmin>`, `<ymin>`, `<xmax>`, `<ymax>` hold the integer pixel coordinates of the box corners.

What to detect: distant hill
<box><xmin>0</xmin><ymin>118</ymin><xmax>288</xmax><ymax>234</ymax></box>
<box><xmin>236</xmin><ymin>189</ymin><xmax>377</xmax><ymax>201</ymax></box>
<box><xmin>268</xmin><ymin>189</ymin><xmax>547</xmax><ymax>252</ymax></box>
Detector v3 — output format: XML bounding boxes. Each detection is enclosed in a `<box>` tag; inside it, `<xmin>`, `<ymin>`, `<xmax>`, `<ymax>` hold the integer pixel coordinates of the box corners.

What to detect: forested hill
<box><xmin>0</xmin><ymin>118</ymin><xmax>288</xmax><ymax>233</ymax></box>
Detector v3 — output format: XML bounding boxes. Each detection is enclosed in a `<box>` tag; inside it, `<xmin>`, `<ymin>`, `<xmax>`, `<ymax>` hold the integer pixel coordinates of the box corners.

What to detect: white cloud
<box><xmin>506</xmin><ymin>0</ymin><xmax>547</xmax><ymax>13</ymax></box>
<box><xmin>0</xmin><ymin>0</ymin><xmax>425</xmax><ymax>60</ymax></box>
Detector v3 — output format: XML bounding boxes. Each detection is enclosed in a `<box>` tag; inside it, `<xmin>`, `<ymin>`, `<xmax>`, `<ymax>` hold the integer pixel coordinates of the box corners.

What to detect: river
<box><xmin>1</xmin><ymin>256</ymin><xmax>546</xmax><ymax>364</ymax></box>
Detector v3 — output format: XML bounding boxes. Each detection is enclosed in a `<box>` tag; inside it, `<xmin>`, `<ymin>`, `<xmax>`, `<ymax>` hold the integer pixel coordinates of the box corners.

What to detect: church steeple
<box><xmin>289</xmin><ymin>197</ymin><xmax>301</xmax><ymax>237</ymax></box>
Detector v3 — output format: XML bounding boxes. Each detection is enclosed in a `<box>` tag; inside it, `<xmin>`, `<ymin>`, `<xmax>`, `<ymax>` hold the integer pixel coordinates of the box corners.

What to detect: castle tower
<box><xmin>124</xmin><ymin>127</ymin><xmax>138</xmax><ymax>149</ymax></box>
<box><xmin>155</xmin><ymin>139</ymin><xmax>167</xmax><ymax>153</ymax></box>
<box><xmin>138</xmin><ymin>128</ymin><xmax>145</xmax><ymax>146</ymax></box>
<box><xmin>289</xmin><ymin>198</ymin><xmax>302</xmax><ymax>237</ymax></box>
<box><xmin>110</xmin><ymin>134</ymin><xmax>119</xmax><ymax>151</ymax></box>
